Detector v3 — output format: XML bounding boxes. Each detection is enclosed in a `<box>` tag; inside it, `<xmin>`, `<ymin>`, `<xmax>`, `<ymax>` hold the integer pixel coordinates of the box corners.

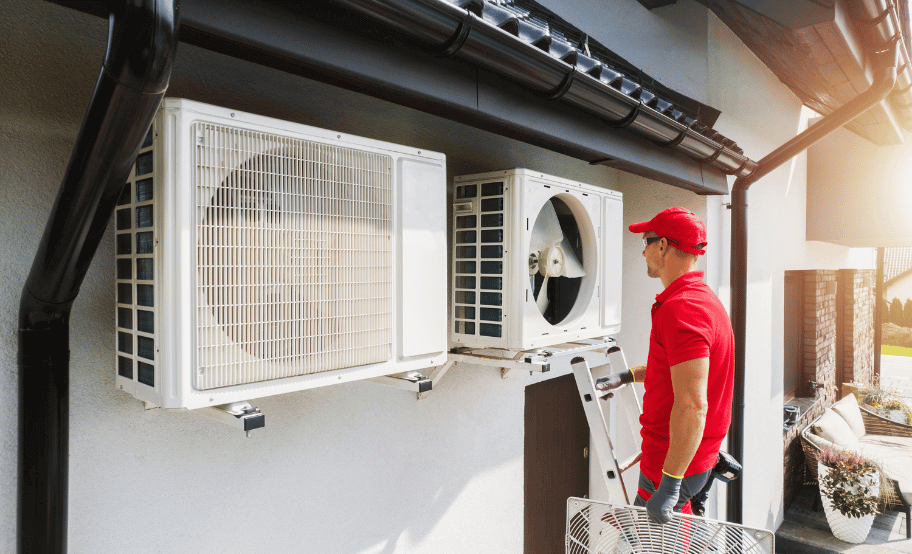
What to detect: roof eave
<box><xmin>697</xmin><ymin>0</ymin><xmax>912</xmax><ymax>146</ymax></box>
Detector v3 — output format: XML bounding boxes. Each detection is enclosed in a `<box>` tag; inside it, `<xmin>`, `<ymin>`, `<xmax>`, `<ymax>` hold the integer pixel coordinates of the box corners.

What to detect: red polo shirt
<box><xmin>639</xmin><ymin>271</ymin><xmax>734</xmax><ymax>484</ymax></box>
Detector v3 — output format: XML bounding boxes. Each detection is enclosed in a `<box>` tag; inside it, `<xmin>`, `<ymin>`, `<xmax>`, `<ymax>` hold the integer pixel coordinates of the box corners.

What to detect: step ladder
<box><xmin>570</xmin><ymin>349</ymin><xmax>642</xmax><ymax>506</ymax></box>
<box><xmin>568</xmin><ymin>353</ymin><xmax>776</xmax><ymax>553</ymax></box>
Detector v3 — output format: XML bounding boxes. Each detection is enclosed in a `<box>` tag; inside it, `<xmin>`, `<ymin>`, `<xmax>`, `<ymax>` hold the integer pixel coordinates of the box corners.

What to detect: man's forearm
<box><xmin>629</xmin><ymin>364</ymin><xmax>647</xmax><ymax>382</ymax></box>
<box><xmin>663</xmin><ymin>402</ymin><xmax>706</xmax><ymax>477</ymax></box>
<box><xmin>663</xmin><ymin>357</ymin><xmax>710</xmax><ymax>478</ymax></box>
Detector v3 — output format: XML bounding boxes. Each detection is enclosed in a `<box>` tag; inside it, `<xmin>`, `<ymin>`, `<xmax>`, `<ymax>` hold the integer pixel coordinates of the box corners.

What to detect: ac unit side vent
<box><xmin>193</xmin><ymin>122</ymin><xmax>394</xmax><ymax>390</ymax></box>
<box><xmin>114</xmin><ymin>125</ymin><xmax>158</xmax><ymax>389</ymax></box>
<box><xmin>453</xmin><ymin>181</ymin><xmax>505</xmax><ymax>339</ymax></box>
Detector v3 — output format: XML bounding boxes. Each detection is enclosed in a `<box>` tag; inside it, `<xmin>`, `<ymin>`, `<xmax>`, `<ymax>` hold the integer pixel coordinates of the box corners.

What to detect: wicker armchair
<box><xmin>801</xmin><ymin>399</ymin><xmax>912</xmax><ymax>538</ymax></box>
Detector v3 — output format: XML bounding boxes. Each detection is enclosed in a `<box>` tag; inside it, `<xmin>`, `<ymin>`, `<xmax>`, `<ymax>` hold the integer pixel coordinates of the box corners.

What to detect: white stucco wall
<box><xmin>1</xmin><ymin>0</ymin><xmax>880</xmax><ymax>551</ymax></box>
<box><xmin>705</xmin><ymin>14</ymin><xmax>875</xmax><ymax>532</ymax></box>
<box><xmin>808</xmin><ymin>124</ymin><xmax>912</xmax><ymax>247</ymax></box>
<box><xmin>886</xmin><ymin>277</ymin><xmax>912</xmax><ymax>306</ymax></box>
<box><xmin>0</xmin><ymin>3</ymin><xmax>617</xmax><ymax>553</ymax></box>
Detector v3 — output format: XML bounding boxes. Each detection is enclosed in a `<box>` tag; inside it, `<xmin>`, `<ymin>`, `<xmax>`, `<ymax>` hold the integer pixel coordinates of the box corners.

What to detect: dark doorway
<box><xmin>784</xmin><ymin>272</ymin><xmax>805</xmax><ymax>400</ymax></box>
<box><xmin>524</xmin><ymin>373</ymin><xmax>590</xmax><ymax>554</ymax></box>
<box><xmin>836</xmin><ymin>270</ymin><xmax>847</xmax><ymax>394</ymax></box>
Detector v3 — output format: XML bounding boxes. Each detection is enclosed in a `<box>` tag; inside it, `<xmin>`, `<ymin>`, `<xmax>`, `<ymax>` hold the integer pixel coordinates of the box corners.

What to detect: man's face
<box><xmin>642</xmin><ymin>231</ymin><xmax>664</xmax><ymax>279</ymax></box>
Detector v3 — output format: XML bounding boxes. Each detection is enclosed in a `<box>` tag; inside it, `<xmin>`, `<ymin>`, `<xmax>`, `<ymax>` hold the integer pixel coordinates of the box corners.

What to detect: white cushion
<box><xmin>805</xmin><ymin>431</ymin><xmax>836</xmax><ymax>453</ymax></box>
<box><xmin>812</xmin><ymin>409</ymin><xmax>861</xmax><ymax>450</ymax></box>
<box><xmin>859</xmin><ymin>435</ymin><xmax>912</xmax><ymax>505</ymax></box>
<box><xmin>831</xmin><ymin>394</ymin><xmax>867</xmax><ymax>439</ymax></box>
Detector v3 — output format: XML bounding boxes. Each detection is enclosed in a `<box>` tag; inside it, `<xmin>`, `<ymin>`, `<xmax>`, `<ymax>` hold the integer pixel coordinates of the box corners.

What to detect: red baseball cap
<box><xmin>629</xmin><ymin>207</ymin><xmax>707</xmax><ymax>255</ymax></box>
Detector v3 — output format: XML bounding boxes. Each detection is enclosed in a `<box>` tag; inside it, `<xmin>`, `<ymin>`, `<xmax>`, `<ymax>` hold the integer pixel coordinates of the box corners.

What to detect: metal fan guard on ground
<box><xmin>566</xmin><ymin>498</ymin><xmax>774</xmax><ymax>554</ymax></box>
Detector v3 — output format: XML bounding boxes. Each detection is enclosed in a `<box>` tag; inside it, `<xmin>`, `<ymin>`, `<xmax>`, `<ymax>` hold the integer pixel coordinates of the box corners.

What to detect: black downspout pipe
<box><xmin>18</xmin><ymin>2</ymin><xmax>179</xmax><ymax>553</ymax></box>
<box><xmin>875</xmin><ymin>247</ymin><xmax>885</xmax><ymax>379</ymax></box>
<box><xmin>726</xmin><ymin>44</ymin><xmax>899</xmax><ymax>524</ymax></box>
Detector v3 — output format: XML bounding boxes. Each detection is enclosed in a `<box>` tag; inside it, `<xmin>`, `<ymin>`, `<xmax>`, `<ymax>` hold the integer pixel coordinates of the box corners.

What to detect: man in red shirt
<box><xmin>596</xmin><ymin>207</ymin><xmax>734</xmax><ymax>524</ymax></box>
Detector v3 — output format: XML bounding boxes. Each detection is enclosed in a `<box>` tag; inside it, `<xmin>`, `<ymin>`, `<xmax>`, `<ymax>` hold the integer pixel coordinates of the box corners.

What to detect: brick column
<box><xmin>803</xmin><ymin>270</ymin><xmax>838</xmax><ymax>401</ymax></box>
<box><xmin>841</xmin><ymin>269</ymin><xmax>875</xmax><ymax>386</ymax></box>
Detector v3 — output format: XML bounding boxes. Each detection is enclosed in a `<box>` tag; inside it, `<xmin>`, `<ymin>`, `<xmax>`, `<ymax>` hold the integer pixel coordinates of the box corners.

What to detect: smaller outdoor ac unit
<box><xmin>113</xmin><ymin>98</ymin><xmax>447</xmax><ymax>409</ymax></box>
<box><xmin>450</xmin><ymin>169</ymin><xmax>622</xmax><ymax>351</ymax></box>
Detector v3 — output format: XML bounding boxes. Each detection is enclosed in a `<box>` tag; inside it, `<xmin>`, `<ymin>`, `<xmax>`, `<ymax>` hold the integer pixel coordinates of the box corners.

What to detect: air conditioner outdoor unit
<box><xmin>450</xmin><ymin>169</ymin><xmax>622</xmax><ymax>351</ymax></box>
<box><xmin>114</xmin><ymin>98</ymin><xmax>447</xmax><ymax>410</ymax></box>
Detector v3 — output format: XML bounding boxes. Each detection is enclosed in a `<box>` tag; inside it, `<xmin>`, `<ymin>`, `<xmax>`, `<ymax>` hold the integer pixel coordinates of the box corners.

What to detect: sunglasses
<box><xmin>643</xmin><ymin>236</ymin><xmax>682</xmax><ymax>248</ymax></box>
<box><xmin>643</xmin><ymin>236</ymin><xmax>664</xmax><ymax>248</ymax></box>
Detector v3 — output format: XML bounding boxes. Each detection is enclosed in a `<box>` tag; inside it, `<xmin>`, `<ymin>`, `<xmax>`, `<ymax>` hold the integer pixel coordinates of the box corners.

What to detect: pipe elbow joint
<box><xmin>104</xmin><ymin>0</ymin><xmax>181</xmax><ymax>93</ymax></box>
<box><xmin>18</xmin><ymin>285</ymin><xmax>71</xmax><ymax>332</ymax></box>
<box><xmin>871</xmin><ymin>42</ymin><xmax>900</xmax><ymax>91</ymax></box>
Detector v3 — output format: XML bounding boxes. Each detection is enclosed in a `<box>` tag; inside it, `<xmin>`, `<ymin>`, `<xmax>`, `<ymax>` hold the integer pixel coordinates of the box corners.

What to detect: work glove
<box><xmin>594</xmin><ymin>369</ymin><xmax>634</xmax><ymax>396</ymax></box>
<box><xmin>646</xmin><ymin>472</ymin><xmax>682</xmax><ymax>524</ymax></box>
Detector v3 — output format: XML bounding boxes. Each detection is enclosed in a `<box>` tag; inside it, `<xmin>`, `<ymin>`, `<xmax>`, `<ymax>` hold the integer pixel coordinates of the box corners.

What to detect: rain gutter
<box><xmin>332</xmin><ymin>0</ymin><xmax>759</xmax><ymax>179</ymax></box>
<box><xmin>851</xmin><ymin>0</ymin><xmax>912</xmax><ymax>130</ymax></box>
<box><xmin>57</xmin><ymin>0</ymin><xmax>738</xmax><ymax>193</ymax></box>
<box><xmin>18</xmin><ymin>1</ymin><xmax>178</xmax><ymax>552</ymax></box>
<box><xmin>726</xmin><ymin>42</ymin><xmax>899</xmax><ymax>524</ymax></box>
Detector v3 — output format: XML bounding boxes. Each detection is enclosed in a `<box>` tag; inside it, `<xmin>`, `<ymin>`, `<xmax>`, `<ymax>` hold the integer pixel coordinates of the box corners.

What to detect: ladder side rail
<box><xmin>570</xmin><ymin>357</ymin><xmax>630</xmax><ymax>505</ymax></box>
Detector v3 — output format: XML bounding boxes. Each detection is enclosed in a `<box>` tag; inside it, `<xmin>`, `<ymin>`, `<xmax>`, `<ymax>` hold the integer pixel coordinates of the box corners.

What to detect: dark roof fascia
<box><xmin>48</xmin><ymin>0</ymin><xmax>733</xmax><ymax>193</ymax></box>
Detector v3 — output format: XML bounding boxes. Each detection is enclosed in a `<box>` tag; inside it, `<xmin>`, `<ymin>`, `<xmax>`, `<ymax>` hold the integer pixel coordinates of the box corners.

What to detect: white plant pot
<box><xmin>818</xmin><ymin>462</ymin><xmax>878</xmax><ymax>543</ymax></box>
<box><xmin>887</xmin><ymin>409</ymin><xmax>907</xmax><ymax>424</ymax></box>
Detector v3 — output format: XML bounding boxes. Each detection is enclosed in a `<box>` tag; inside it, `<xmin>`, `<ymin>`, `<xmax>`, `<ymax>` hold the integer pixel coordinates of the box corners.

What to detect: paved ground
<box><xmin>777</xmin><ymin>484</ymin><xmax>911</xmax><ymax>553</ymax></box>
<box><xmin>881</xmin><ymin>355</ymin><xmax>912</xmax><ymax>399</ymax></box>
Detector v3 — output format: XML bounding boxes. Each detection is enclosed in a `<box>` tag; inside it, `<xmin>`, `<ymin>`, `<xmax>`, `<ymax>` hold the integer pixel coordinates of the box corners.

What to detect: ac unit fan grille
<box><xmin>194</xmin><ymin>123</ymin><xmax>394</xmax><ymax>390</ymax></box>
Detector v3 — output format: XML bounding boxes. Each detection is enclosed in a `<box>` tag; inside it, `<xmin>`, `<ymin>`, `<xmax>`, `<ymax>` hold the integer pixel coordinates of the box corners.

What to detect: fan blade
<box><xmin>536</xmin><ymin>275</ymin><xmax>550</xmax><ymax>313</ymax></box>
<box><xmin>557</xmin><ymin>237</ymin><xmax>585</xmax><ymax>278</ymax></box>
<box><xmin>530</xmin><ymin>200</ymin><xmax>565</xmax><ymax>254</ymax></box>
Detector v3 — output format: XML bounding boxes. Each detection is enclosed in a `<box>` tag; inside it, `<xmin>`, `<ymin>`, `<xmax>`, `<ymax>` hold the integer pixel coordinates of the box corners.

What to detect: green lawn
<box><xmin>882</xmin><ymin>345</ymin><xmax>912</xmax><ymax>357</ymax></box>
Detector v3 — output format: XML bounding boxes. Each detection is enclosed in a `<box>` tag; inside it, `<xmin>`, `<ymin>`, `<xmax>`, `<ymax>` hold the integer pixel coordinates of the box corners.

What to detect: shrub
<box><xmin>819</xmin><ymin>448</ymin><xmax>875</xmax><ymax>472</ymax></box>
<box><xmin>818</xmin><ymin>447</ymin><xmax>879</xmax><ymax>518</ymax></box>
<box><xmin>882</xmin><ymin>322</ymin><xmax>912</xmax><ymax>348</ymax></box>
<box><xmin>890</xmin><ymin>298</ymin><xmax>904</xmax><ymax>326</ymax></box>
<box><xmin>904</xmin><ymin>299</ymin><xmax>912</xmax><ymax>328</ymax></box>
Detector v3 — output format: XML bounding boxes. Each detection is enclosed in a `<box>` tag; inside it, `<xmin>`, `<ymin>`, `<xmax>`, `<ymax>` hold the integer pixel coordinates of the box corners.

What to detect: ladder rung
<box><xmin>619</xmin><ymin>452</ymin><xmax>641</xmax><ymax>473</ymax></box>
<box><xmin>571</xmin><ymin>351</ymin><xmax>642</xmax><ymax>506</ymax></box>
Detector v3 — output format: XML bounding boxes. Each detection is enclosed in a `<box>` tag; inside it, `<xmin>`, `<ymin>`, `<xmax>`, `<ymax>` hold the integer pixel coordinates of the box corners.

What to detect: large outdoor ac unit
<box><xmin>450</xmin><ymin>169</ymin><xmax>622</xmax><ymax>350</ymax></box>
<box><xmin>113</xmin><ymin>98</ymin><xmax>447</xmax><ymax>409</ymax></box>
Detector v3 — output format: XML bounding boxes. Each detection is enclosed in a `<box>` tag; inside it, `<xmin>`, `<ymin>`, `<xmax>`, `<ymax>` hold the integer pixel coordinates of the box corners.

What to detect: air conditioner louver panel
<box><xmin>193</xmin><ymin>123</ymin><xmax>394</xmax><ymax>390</ymax></box>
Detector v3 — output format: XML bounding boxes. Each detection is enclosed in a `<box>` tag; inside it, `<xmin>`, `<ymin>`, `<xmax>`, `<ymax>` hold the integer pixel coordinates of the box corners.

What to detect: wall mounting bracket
<box><xmin>367</xmin><ymin>371</ymin><xmax>433</xmax><ymax>395</ymax></box>
<box><xmin>446</xmin><ymin>336</ymin><xmax>618</xmax><ymax>380</ymax></box>
<box><xmin>198</xmin><ymin>401</ymin><xmax>265</xmax><ymax>437</ymax></box>
<box><xmin>380</xmin><ymin>336</ymin><xmax>619</xmax><ymax>401</ymax></box>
